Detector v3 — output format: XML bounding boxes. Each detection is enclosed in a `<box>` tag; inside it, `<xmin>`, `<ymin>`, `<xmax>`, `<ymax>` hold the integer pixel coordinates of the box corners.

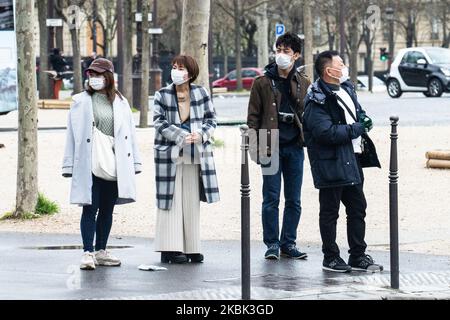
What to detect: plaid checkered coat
<box><xmin>153</xmin><ymin>83</ymin><xmax>220</xmax><ymax>210</ymax></box>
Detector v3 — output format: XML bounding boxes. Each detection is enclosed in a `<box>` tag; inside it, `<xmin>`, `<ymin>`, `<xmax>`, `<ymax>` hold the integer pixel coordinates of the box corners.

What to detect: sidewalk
<box><xmin>1</xmin><ymin>232</ymin><xmax>449</xmax><ymax>300</ymax></box>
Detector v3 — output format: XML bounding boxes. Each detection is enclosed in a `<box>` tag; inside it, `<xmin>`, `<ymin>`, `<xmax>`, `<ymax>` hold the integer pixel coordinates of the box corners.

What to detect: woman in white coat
<box><xmin>62</xmin><ymin>58</ymin><xmax>142</xmax><ymax>270</ymax></box>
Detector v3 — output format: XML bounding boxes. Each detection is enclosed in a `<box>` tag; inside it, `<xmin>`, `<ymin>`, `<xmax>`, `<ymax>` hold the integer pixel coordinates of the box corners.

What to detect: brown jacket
<box><xmin>246</xmin><ymin>65</ymin><xmax>311</xmax><ymax>162</ymax></box>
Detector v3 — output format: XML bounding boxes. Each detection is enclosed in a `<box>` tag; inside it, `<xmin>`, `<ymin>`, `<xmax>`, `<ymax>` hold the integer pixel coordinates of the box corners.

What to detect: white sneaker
<box><xmin>80</xmin><ymin>251</ymin><xmax>97</xmax><ymax>270</ymax></box>
<box><xmin>95</xmin><ymin>249</ymin><xmax>121</xmax><ymax>267</ymax></box>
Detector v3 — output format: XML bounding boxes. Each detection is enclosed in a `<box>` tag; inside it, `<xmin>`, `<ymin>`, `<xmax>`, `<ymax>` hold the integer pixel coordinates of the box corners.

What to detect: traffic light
<box><xmin>380</xmin><ymin>48</ymin><xmax>389</xmax><ymax>61</ymax></box>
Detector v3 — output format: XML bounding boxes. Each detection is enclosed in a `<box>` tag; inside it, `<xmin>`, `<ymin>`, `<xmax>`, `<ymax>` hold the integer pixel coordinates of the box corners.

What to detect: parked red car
<box><xmin>212</xmin><ymin>67</ymin><xmax>264</xmax><ymax>91</ymax></box>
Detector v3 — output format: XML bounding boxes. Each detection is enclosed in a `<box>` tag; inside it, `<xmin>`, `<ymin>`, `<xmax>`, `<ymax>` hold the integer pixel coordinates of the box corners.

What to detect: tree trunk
<box><xmin>122</xmin><ymin>0</ymin><xmax>133</xmax><ymax>102</ymax></box>
<box><xmin>180</xmin><ymin>0</ymin><xmax>211</xmax><ymax>91</ymax></box>
<box><xmin>37</xmin><ymin>0</ymin><xmax>51</xmax><ymax>99</ymax></box>
<box><xmin>363</xmin><ymin>27</ymin><xmax>373</xmax><ymax>92</ymax></box>
<box><xmin>303</xmin><ymin>2</ymin><xmax>314</xmax><ymax>80</ymax></box>
<box><xmin>55</xmin><ymin>0</ymin><xmax>64</xmax><ymax>50</ymax></box>
<box><xmin>69</xmin><ymin>27</ymin><xmax>83</xmax><ymax>94</ymax></box>
<box><xmin>224</xmin><ymin>53</ymin><xmax>228</xmax><ymax>75</ymax></box>
<box><xmin>442</xmin><ymin>2</ymin><xmax>450</xmax><ymax>48</ymax></box>
<box><xmin>348</xmin><ymin>18</ymin><xmax>360</xmax><ymax>84</ymax></box>
<box><xmin>15</xmin><ymin>0</ymin><xmax>39</xmax><ymax>217</ymax></box>
<box><xmin>139</xmin><ymin>0</ymin><xmax>150</xmax><ymax>128</ymax></box>
<box><xmin>208</xmin><ymin>9</ymin><xmax>214</xmax><ymax>95</ymax></box>
<box><xmin>256</xmin><ymin>2</ymin><xmax>268</xmax><ymax>69</ymax></box>
<box><xmin>233</xmin><ymin>0</ymin><xmax>243</xmax><ymax>91</ymax></box>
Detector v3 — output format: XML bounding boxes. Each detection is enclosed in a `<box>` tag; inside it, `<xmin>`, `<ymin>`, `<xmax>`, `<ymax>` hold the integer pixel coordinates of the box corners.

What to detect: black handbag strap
<box><xmin>335</xmin><ymin>94</ymin><xmax>358</xmax><ymax>123</ymax></box>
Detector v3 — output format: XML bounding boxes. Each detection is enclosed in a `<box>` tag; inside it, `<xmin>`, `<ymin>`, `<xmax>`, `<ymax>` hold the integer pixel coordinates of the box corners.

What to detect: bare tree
<box><xmin>54</xmin><ymin>0</ymin><xmax>87</xmax><ymax>94</ymax></box>
<box><xmin>303</xmin><ymin>1</ymin><xmax>314</xmax><ymax>80</ymax></box>
<box><xmin>15</xmin><ymin>0</ymin><xmax>39</xmax><ymax>218</ymax></box>
<box><xmin>120</xmin><ymin>0</ymin><xmax>133</xmax><ymax>102</ymax></box>
<box><xmin>256</xmin><ymin>2</ymin><xmax>269</xmax><ymax>68</ymax></box>
<box><xmin>85</xmin><ymin>1</ymin><xmax>118</xmax><ymax>60</ymax></box>
<box><xmin>180</xmin><ymin>0</ymin><xmax>211</xmax><ymax>90</ymax></box>
<box><xmin>233</xmin><ymin>0</ymin><xmax>243</xmax><ymax>90</ymax></box>
<box><xmin>319</xmin><ymin>0</ymin><xmax>338</xmax><ymax>51</ymax></box>
<box><xmin>212</xmin><ymin>2</ymin><xmax>234</xmax><ymax>76</ymax></box>
<box><xmin>38</xmin><ymin>0</ymin><xmax>51</xmax><ymax>99</ymax></box>
<box><xmin>216</xmin><ymin>0</ymin><xmax>269</xmax><ymax>91</ymax></box>
<box><xmin>395</xmin><ymin>0</ymin><xmax>423</xmax><ymax>48</ymax></box>
<box><xmin>433</xmin><ymin>0</ymin><xmax>450</xmax><ymax>47</ymax></box>
<box><xmin>139</xmin><ymin>0</ymin><xmax>150</xmax><ymax>128</ymax></box>
<box><xmin>342</xmin><ymin>1</ymin><xmax>365</xmax><ymax>84</ymax></box>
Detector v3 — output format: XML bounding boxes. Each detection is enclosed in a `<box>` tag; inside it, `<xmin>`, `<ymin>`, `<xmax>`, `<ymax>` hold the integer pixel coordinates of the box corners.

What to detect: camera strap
<box><xmin>335</xmin><ymin>94</ymin><xmax>358</xmax><ymax>123</ymax></box>
<box><xmin>267</xmin><ymin>76</ymin><xmax>298</xmax><ymax>117</ymax></box>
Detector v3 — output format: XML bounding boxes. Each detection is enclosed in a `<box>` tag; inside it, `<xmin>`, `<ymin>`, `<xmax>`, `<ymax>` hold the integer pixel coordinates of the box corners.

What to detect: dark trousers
<box><xmin>81</xmin><ymin>175</ymin><xmax>118</xmax><ymax>252</ymax></box>
<box><xmin>261</xmin><ymin>143</ymin><xmax>304</xmax><ymax>249</ymax></box>
<box><xmin>319</xmin><ymin>155</ymin><xmax>367</xmax><ymax>260</ymax></box>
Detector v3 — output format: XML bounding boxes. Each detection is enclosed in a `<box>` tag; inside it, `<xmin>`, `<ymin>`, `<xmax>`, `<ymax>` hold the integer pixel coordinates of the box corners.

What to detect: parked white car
<box><xmin>386</xmin><ymin>47</ymin><xmax>450</xmax><ymax>98</ymax></box>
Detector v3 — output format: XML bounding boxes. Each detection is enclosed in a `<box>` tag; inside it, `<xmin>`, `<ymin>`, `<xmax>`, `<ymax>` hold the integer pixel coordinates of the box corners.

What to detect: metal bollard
<box><xmin>240</xmin><ymin>124</ymin><xmax>251</xmax><ymax>300</ymax></box>
<box><xmin>389</xmin><ymin>116</ymin><xmax>400</xmax><ymax>289</ymax></box>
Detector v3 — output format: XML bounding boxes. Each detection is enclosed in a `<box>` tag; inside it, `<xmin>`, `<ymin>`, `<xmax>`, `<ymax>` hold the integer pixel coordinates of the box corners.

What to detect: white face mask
<box><xmin>171</xmin><ymin>69</ymin><xmax>189</xmax><ymax>85</ymax></box>
<box><xmin>275</xmin><ymin>53</ymin><xmax>294</xmax><ymax>70</ymax></box>
<box><xmin>89</xmin><ymin>76</ymin><xmax>105</xmax><ymax>91</ymax></box>
<box><xmin>329</xmin><ymin>66</ymin><xmax>349</xmax><ymax>84</ymax></box>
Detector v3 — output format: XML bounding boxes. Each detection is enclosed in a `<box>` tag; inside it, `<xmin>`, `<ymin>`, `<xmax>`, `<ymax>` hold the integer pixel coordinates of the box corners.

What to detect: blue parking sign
<box><xmin>275</xmin><ymin>24</ymin><xmax>285</xmax><ymax>37</ymax></box>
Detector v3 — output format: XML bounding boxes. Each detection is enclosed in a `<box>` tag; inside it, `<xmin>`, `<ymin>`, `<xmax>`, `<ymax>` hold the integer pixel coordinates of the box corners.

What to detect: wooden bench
<box><xmin>212</xmin><ymin>87</ymin><xmax>228</xmax><ymax>94</ymax></box>
<box><xmin>38</xmin><ymin>99</ymin><xmax>71</xmax><ymax>109</ymax></box>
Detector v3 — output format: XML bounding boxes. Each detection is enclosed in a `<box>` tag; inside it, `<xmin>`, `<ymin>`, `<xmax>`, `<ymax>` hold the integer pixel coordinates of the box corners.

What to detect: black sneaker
<box><xmin>187</xmin><ymin>253</ymin><xmax>204</xmax><ymax>263</ymax></box>
<box><xmin>322</xmin><ymin>256</ymin><xmax>352</xmax><ymax>273</ymax></box>
<box><xmin>281</xmin><ymin>245</ymin><xmax>308</xmax><ymax>260</ymax></box>
<box><xmin>349</xmin><ymin>254</ymin><xmax>384</xmax><ymax>273</ymax></box>
<box><xmin>264</xmin><ymin>245</ymin><xmax>280</xmax><ymax>260</ymax></box>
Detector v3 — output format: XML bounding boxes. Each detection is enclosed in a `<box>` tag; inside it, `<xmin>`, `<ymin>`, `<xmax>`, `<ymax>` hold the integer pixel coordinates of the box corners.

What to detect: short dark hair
<box><xmin>275</xmin><ymin>32</ymin><xmax>302</xmax><ymax>54</ymax></box>
<box><xmin>171</xmin><ymin>55</ymin><xmax>199</xmax><ymax>83</ymax></box>
<box><xmin>314</xmin><ymin>50</ymin><xmax>340</xmax><ymax>77</ymax></box>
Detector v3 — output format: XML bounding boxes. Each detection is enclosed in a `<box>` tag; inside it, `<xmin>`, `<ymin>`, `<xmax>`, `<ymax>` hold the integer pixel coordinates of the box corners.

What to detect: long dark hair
<box><xmin>86</xmin><ymin>71</ymin><xmax>123</xmax><ymax>105</ymax></box>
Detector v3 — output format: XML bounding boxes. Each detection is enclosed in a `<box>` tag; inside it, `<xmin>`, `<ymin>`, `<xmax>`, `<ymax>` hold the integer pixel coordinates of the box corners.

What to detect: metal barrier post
<box><xmin>240</xmin><ymin>124</ymin><xmax>251</xmax><ymax>300</ymax></box>
<box><xmin>389</xmin><ymin>116</ymin><xmax>400</xmax><ymax>289</ymax></box>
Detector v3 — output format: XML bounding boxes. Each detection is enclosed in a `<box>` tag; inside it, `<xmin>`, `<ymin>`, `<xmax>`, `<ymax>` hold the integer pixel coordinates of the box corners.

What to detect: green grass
<box><xmin>0</xmin><ymin>211</ymin><xmax>40</xmax><ymax>221</ymax></box>
<box><xmin>1</xmin><ymin>192</ymin><xmax>59</xmax><ymax>221</ymax></box>
<box><xmin>131</xmin><ymin>107</ymin><xmax>139</xmax><ymax>113</ymax></box>
<box><xmin>35</xmin><ymin>193</ymin><xmax>59</xmax><ymax>216</ymax></box>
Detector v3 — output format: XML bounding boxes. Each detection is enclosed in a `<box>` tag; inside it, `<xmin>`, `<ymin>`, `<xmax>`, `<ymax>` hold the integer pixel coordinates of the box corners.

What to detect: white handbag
<box><xmin>91</xmin><ymin>124</ymin><xmax>117</xmax><ymax>181</ymax></box>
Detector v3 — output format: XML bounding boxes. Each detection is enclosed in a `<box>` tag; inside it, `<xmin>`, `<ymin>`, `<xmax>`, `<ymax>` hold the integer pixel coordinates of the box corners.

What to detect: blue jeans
<box><xmin>80</xmin><ymin>175</ymin><xmax>118</xmax><ymax>252</ymax></box>
<box><xmin>261</xmin><ymin>143</ymin><xmax>304</xmax><ymax>249</ymax></box>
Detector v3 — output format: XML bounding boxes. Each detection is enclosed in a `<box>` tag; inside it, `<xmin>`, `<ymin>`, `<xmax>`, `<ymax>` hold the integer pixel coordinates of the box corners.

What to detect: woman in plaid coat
<box><xmin>153</xmin><ymin>55</ymin><xmax>220</xmax><ymax>264</ymax></box>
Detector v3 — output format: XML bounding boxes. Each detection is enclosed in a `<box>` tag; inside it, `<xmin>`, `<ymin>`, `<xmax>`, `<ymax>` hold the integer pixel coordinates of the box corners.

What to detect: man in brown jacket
<box><xmin>247</xmin><ymin>32</ymin><xmax>311</xmax><ymax>260</ymax></box>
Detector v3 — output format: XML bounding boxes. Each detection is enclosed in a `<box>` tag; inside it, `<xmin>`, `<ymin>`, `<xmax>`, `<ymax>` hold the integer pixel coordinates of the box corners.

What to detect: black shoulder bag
<box><xmin>335</xmin><ymin>95</ymin><xmax>381</xmax><ymax>169</ymax></box>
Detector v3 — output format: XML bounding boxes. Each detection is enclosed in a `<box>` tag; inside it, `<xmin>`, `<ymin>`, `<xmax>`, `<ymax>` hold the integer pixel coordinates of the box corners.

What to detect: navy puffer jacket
<box><xmin>303</xmin><ymin>79</ymin><xmax>366</xmax><ymax>189</ymax></box>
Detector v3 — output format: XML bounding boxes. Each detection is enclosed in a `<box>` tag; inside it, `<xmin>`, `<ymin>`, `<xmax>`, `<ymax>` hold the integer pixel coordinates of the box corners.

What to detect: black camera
<box><xmin>278</xmin><ymin>112</ymin><xmax>295</xmax><ymax>124</ymax></box>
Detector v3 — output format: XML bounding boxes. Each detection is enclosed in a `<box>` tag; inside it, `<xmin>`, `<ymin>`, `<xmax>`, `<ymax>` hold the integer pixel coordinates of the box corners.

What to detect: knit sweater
<box><xmin>92</xmin><ymin>92</ymin><xmax>114</xmax><ymax>137</ymax></box>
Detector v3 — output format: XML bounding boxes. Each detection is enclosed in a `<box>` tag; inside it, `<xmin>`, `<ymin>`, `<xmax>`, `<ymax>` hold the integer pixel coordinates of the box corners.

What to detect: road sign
<box><xmin>275</xmin><ymin>23</ymin><xmax>285</xmax><ymax>37</ymax></box>
<box><xmin>135</xmin><ymin>12</ymin><xmax>153</xmax><ymax>22</ymax></box>
<box><xmin>148</xmin><ymin>28</ymin><xmax>163</xmax><ymax>34</ymax></box>
<box><xmin>46</xmin><ymin>19</ymin><xmax>63</xmax><ymax>27</ymax></box>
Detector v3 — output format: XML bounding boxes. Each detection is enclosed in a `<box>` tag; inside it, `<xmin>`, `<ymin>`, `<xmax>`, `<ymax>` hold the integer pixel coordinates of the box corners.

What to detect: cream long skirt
<box><xmin>154</xmin><ymin>163</ymin><xmax>201</xmax><ymax>254</ymax></box>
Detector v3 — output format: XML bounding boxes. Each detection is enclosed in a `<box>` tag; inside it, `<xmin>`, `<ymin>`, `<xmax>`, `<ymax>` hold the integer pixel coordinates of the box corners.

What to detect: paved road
<box><xmin>1</xmin><ymin>92</ymin><xmax>449</xmax><ymax>132</ymax></box>
<box><xmin>212</xmin><ymin>92</ymin><xmax>450</xmax><ymax>126</ymax></box>
<box><xmin>1</xmin><ymin>232</ymin><xmax>449</xmax><ymax>300</ymax></box>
